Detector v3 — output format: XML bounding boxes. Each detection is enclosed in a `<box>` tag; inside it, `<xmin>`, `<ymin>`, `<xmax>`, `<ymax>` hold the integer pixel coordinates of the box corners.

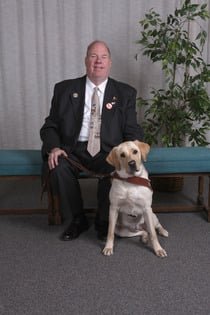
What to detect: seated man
<box><xmin>40</xmin><ymin>40</ymin><xmax>143</xmax><ymax>241</ymax></box>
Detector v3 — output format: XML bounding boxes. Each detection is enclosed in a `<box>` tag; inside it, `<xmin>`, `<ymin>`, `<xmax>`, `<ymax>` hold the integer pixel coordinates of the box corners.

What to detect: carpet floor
<box><xmin>0</xmin><ymin>211</ymin><xmax>210</xmax><ymax>315</ymax></box>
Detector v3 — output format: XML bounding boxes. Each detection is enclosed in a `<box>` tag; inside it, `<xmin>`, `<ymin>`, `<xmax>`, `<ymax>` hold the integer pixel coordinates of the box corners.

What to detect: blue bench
<box><xmin>145</xmin><ymin>147</ymin><xmax>210</xmax><ymax>221</ymax></box>
<box><xmin>0</xmin><ymin>147</ymin><xmax>210</xmax><ymax>223</ymax></box>
<box><xmin>0</xmin><ymin>150</ymin><xmax>96</xmax><ymax>224</ymax></box>
<box><xmin>0</xmin><ymin>150</ymin><xmax>48</xmax><ymax>215</ymax></box>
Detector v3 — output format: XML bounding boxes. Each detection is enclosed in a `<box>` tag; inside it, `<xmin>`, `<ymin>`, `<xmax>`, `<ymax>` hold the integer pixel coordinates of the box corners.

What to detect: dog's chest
<box><xmin>111</xmin><ymin>181</ymin><xmax>152</xmax><ymax>216</ymax></box>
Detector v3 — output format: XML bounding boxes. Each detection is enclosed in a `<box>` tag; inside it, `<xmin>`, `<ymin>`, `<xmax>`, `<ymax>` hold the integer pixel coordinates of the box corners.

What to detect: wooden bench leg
<box><xmin>197</xmin><ymin>175</ymin><xmax>204</xmax><ymax>205</ymax></box>
<box><xmin>202</xmin><ymin>175</ymin><xmax>210</xmax><ymax>222</ymax></box>
<box><xmin>47</xmin><ymin>182</ymin><xmax>62</xmax><ymax>225</ymax></box>
<box><xmin>207</xmin><ymin>176</ymin><xmax>210</xmax><ymax>222</ymax></box>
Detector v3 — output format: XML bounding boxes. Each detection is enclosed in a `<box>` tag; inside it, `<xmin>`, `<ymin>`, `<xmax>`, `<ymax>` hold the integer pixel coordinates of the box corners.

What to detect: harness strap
<box><xmin>112</xmin><ymin>172</ymin><xmax>153</xmax><ymax>191</ymax></box>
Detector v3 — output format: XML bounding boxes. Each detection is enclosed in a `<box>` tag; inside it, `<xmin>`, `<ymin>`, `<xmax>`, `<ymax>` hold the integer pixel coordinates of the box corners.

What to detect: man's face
<box><xmin>85</xmin><ymin>42</ymin><xmax>112</xmax><ymax>84</ymax></box>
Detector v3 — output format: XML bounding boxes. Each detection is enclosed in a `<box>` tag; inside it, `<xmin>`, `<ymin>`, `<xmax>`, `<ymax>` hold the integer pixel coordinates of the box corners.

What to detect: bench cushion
<box><xmin>0</xmin><ymin>150</ymin><xmax>92</xmax><ymax>177</ymax></box>
<box><xmin>145</xmin><ymin>147</ymin><xmax>210</xmax><ymax>174</ymax></box>
<box><xmin>0</xmin><ymin>150</ymin><xmax>42</xmax><ymax>175</ymax></box>
<box><xmin>1</xmin><ymin>147</ymin><xmax>210</xmax><ymax>177</ymax></box>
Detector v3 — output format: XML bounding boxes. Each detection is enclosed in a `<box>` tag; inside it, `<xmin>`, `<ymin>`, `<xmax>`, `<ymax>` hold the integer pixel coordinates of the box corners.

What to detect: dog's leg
<box><xmin>144</xmin><ymin>207</ymin><xmax>167</xmax><ymax>258</ymax></box>
<box><xmin>102</xmin><ymin>206</ymin><xmax>119</xmax><ymax>256</ymax></box>
<box><xmin>152</xmin><ymin>213</ymin><xmax>169</xmax><ymax>237</ymax></box>
<box><xmin>140</xmin><ymin>230</ymin><xmax>149</xmax><ymax>244</ymax></box>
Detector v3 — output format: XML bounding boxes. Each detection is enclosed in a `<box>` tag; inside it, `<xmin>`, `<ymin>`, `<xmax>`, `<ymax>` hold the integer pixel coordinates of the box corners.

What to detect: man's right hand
<box><xmin>48</xmin><ymin>147</ymin><xmax>68</xmax><ymax>170</ymax></box>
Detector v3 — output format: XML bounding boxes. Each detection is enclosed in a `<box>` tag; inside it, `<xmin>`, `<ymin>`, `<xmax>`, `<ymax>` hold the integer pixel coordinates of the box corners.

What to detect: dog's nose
<box><xmin>128</xmin><ymin>160</ymin><xmax>136</xmax><ymax>169</ymax></box>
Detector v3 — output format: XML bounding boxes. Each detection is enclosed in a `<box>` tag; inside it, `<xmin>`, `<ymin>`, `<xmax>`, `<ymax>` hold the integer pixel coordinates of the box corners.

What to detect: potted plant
<box><xmin>136</xmin><ymin>0</ymin><xmax>210</xmax><ymax>191</ymax></box>
<box><xmin>136</xmin><ymin>0</ymin><xmax>210</xmax><ymax>147</ymax></box>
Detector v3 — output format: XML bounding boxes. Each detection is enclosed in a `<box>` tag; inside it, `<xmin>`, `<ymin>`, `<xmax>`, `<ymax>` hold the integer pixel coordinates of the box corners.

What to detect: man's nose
<box><xmin>96</xmin><ymin>56</ymin><xmax>102</xmax><ymax>62</ymax></box>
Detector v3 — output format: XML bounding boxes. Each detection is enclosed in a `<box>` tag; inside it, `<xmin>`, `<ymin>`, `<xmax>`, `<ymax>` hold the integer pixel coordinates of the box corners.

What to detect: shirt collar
<box><xmin>86</xmin><ymin>77</ymin><xmax>108</xmax><ymax>94</ymax></box>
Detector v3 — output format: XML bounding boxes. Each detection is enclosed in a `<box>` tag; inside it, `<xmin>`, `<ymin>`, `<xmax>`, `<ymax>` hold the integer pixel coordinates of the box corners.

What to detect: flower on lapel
<box><xmin>106</xmin><ymin>103</ymin><xmax>112</xmax><ymax>109</ymax></box>
<box><xmin>105</xmin><ymin>96</ymin><xmax>117</xmax><ymax>110</ymax></box>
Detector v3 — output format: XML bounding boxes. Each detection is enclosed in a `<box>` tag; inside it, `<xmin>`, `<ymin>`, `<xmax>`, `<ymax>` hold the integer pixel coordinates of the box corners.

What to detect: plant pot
<box><xmin>151</xmin><ymin>176</ymin><xmax>184</xmax><ymax>192</ymax></box>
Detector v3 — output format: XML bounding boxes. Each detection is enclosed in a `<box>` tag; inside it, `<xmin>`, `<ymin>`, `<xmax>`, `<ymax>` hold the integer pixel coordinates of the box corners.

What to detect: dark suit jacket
<box><xmin>40</xmin><ymin>75</ymin><xmax>143</xmax><ymax>159</ymax></box>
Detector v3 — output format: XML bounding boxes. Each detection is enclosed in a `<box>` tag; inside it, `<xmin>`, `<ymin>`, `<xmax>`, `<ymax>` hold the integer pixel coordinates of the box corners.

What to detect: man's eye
<box><xmin>120</xmin><ymin>153</ymin><xmax>126</xmax><ymax>158</ymax></box>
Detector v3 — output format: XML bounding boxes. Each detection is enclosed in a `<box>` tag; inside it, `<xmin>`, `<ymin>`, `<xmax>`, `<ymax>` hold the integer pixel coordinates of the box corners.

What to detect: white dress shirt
<box><xmin>78</xmin><ymin>77</ymin><xmax>107</xmax><ymax>142</ymax></box>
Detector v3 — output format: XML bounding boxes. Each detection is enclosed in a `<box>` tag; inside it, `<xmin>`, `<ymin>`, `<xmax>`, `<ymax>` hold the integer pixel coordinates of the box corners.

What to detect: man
<box><xmin>40</xmin><ymin>40</ymin><xmax>143</xmax><ymax>241</ymax></box>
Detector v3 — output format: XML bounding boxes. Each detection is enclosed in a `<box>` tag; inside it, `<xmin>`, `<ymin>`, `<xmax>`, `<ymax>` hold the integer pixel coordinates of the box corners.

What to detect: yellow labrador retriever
<box><xmin>102</xmin><ymin>141</ymin><xmax>168</xmax><ymax>258</ymax></box>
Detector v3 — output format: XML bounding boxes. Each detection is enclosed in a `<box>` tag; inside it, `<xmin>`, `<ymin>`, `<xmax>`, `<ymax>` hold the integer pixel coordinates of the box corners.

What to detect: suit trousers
<box><xmin>43</xmin><ymin>142</ymin><xmax>114</xmax><ymax>228</ymax></box>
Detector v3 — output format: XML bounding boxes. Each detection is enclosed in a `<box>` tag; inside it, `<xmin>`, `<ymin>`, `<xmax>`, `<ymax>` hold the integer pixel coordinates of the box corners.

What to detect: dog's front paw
<box><xmin>155</xmin><ymin>247</ymin><xmax>167</xmax><ymax>258</ymax></box>
<box><xmin>102</xmin><ymin>247</ymin><xmax>114</xmax><ymax>256</ymax></box>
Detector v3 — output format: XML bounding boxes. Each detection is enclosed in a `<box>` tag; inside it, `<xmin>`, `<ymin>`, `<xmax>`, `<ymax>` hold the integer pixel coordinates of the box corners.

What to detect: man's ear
<box><xmin>134</xmin><ymin>140</ymin><xmax>150</xmax><ymax>161</ymax></box>
<box><xmin>106</xmin><ymin>147</ymin><xmax>121</xmax><ymax>170</ymax></box>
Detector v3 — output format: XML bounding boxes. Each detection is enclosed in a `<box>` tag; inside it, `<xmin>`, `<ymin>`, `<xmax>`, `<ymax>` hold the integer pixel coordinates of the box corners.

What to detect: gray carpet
<box><xmin>0</xmin><ymin>211</ymin><xmax>210</xmax><ymax>315</ymax></box>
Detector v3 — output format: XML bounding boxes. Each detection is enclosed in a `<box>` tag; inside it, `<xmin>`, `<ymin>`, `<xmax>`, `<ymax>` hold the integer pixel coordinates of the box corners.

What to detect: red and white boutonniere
<box><xmin>106</xmin><ymin>103</ymin><xmax>112</xmax><ymax>109</ymax></box>
<box><xmin>106</xmin><ymin>96</ymin><xmax>117</xmax><ymax>110</ymax></box>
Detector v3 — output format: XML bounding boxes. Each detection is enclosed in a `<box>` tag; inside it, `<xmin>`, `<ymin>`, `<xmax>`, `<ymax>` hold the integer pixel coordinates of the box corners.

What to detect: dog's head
<box><xmin>106</xmin><ymin>141</ymin><xmax>150</xmax><ymax>175</ymax></box>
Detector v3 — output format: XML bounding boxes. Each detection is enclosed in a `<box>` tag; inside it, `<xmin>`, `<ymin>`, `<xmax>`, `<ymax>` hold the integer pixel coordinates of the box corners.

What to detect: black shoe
<box><xmin>61</xmin><ymin>217</ymin><xmax>89</xmax><ymax>241</ymax></box>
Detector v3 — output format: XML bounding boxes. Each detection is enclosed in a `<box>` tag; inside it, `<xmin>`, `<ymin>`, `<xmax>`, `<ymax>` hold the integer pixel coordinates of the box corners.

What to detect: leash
<box><xmin>64</xmin><ymin>156</ymin><xmax>110</xmax><ymax>179</ymax></box>
<box><xmin>41</xmin><ymin>156</ymin><xmax>152</xmax><ymax>201</ymax></box>
<box><xmin>112</xmin><ymin>172</ymin><xmax>153</xmax><ymax>191</ymax></box>
<box><xmin>41</xmin><ymin>155</ymin><xmax>110</xmax><ymax>199</ymax></box>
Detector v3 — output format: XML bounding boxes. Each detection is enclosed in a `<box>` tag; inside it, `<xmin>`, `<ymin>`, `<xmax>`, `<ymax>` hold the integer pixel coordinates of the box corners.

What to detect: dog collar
<box><xmin>112</xmin><ymin>172</ymin><xmax>153</xmax><ymax>191</ymax></box>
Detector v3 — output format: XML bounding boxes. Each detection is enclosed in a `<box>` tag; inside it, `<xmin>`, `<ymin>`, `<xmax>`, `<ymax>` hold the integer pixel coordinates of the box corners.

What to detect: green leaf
<box><xmin>135</xmin><ymin>0</ymin><xmax>210</xmax><ymax>146</ymax></box>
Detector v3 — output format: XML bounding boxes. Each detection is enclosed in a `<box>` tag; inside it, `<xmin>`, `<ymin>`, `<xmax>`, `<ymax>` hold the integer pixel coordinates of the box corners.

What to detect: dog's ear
<box><xmin>106</xmin><ymin>147</ymin><xmax>121</xmax><ymax>170</ymax></box>
<box><xmin>134</xmin><ymin>141</ymin><xmax>150</xmax><ymax>161</ymax></box>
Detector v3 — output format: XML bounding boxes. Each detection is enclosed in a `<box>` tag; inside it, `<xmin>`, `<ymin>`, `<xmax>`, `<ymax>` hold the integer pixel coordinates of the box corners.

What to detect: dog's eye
<box><xmin>133</xmin><ymin>150</ymin><xmax>138</xmax><ymax>154</ymax></box>
<box><xmin>120</xmin><ymin>152</ymin><xmax>126</xmax><ymax>158</ymax></box>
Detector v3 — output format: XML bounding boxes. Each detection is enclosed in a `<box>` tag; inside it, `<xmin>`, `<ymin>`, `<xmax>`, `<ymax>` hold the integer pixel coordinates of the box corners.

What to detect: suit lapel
<box><xmin>70</xmin><ymin>76</ymin><xmax>86</xmax><ymax>116</ymax></box>
<box><xmin>69</xmin><ymin>76</ymin><xmax>86</xmax><ymax>135</ymax></box>
<box><xmin>67</xmin><ymin>77</ymin><xmax>120</xmax><ymax>141</ymax></box>
<box><xmin>102</xmin><ymin>78</ymin><xmax>119</xmax><ymax>119</ymax></box>
<box><xmin>101</xmin><ymin>78</ymin><xmax>121</xmax><ymax>139</ymax></box>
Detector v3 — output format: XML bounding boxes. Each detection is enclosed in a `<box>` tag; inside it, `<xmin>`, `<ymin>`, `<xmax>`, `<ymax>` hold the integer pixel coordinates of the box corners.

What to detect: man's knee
<box><xmin>51</xmin><ymin>157</ymin><xmax>78</xmax><ymax>178</ymax></box>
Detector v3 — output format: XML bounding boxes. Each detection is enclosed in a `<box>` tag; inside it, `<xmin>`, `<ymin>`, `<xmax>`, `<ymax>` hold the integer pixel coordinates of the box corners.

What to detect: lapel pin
<box><xmin>106</xmin><ymin>103</ymin><xmax>112</xmax><ymax>110</ymax></box>
<box><xmin>73</xmin><ymin>93</ymin><xmax>78</xmax><ymax>98</ymax></box>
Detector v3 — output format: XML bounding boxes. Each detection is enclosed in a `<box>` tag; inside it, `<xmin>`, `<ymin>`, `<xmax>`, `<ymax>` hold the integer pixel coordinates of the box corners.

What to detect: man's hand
<box><xmin>48</xmin><ymin>147</ymin><xmax>67</xmax><ymax>170</ymax></box>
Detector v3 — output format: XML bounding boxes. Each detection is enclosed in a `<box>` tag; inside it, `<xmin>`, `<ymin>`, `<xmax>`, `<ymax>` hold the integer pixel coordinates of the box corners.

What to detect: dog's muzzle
<box><xmin>128</xmin><ymin>160</ymin><xmax>137</xmax><ymax>173</ymax></box>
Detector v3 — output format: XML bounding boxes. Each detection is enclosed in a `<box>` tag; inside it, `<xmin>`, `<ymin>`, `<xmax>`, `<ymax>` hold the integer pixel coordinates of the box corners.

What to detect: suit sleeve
<box><xmin>123</xmin><ymin>87</ymin><xmax>144</xmax><ymax>141</ymax></box>
<box><xmin>40</xmin><ymin>83</ymin><xmax>62</xmax><ymax>159</ymax></box>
